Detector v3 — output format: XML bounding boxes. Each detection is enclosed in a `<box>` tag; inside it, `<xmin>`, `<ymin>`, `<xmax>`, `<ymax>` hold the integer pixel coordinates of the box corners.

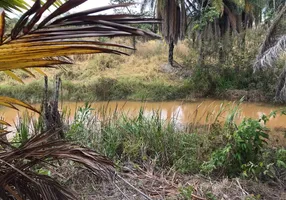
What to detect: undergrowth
<box><xmin>61</xmin><ymin>102</ymin><xmax>286</xmax><ymax>180</ymax></box>
<box><xmin>13</xmin><ymin>101</ymin><xmax>286</xmax><ymax>198</ymax></box>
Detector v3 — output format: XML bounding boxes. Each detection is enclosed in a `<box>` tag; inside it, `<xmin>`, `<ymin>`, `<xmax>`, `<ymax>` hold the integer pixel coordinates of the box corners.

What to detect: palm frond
<box><xmin>254</xmin><ymin>3</ymin><xmax>286</xmax><ymax>71</ymax></box>
<box><xmin>0</xmin><ymin>0</ymin><xmax>30</xmax><ymax>13</ymax></box>
<box><xmin>0</xmin><ymin>131</ymin><xmax>114</xmax><ymax>199</ymax></box>
<box><xmin>257</xmin><ymin>3</ymin><xmax>286</xmax><ymax>57</ymax></box>
<box><xmin>254</xmin><ymin>36</ymin><xmax>286</xmax><ymax>71</ymax></box>
<box><xmin>0</xmin><ymin>2</ymin><xmax>159</xmax><ymax>77</ymax></box>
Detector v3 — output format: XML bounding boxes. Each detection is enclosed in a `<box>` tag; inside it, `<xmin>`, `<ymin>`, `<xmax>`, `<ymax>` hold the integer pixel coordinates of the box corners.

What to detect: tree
<box><xmin>142</xmin><ymin>0</ymin><xmax>187</xmax><ymax>66</ymax></box>
<box><xmin>158</xmin><ymin>0</ymin><xmax>187</xmax><ymax>66</ymax></box>
<box><xmin>254</xmin><ymin>3</ymin><xmax>286</xmax><ymax>102</ymax></box>
<box><xmin>0</xmin><ymin>0</ymin><xmax>158</xmax><ymax>199</ymax></box>
<box><xmin>181</xmin><ymin>0</ymin><xmax>270</xmax><ymax>65</ymax></box>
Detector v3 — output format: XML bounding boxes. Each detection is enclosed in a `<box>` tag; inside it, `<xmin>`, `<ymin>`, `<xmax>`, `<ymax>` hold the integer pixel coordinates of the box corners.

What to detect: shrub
<box><xmin>92</xmin><ymin>77</ymin><xmax>133</xmax><ymax>100</ymax></box>
<box><xmin>201</xmin><ymin>117</ymin><xmax>269</xmax><ymax>176</ymax></box>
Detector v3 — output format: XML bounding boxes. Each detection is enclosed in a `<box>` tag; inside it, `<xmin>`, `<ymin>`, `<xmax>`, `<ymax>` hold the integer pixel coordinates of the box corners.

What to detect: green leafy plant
<box><xmin>201</xmin><ymin>116</ymin><xmax>269</xmax><ymax>176</ymax></box>
<box><xmin>179</xmin><ymin>185</ymin><xmax>194</xmax><ymax>200</ymax></box>
<box><xmin>276</xmin><ymin>148</ymin><xmax>286</xmax><ymax>169</ymax></box>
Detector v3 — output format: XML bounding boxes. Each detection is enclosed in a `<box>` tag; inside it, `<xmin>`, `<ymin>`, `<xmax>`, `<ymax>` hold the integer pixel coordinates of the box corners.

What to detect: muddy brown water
<box><xmin>1</xmin><ymin>100</ymin><xmax>286</xmax><ymax>129</ymax></box>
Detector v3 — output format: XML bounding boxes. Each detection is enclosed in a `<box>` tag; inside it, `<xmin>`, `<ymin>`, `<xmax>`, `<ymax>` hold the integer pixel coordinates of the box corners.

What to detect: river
<box><xmin>1</xmin><ymin>99</ymin><xmax>286</xmax><ymax>129</ymax></box>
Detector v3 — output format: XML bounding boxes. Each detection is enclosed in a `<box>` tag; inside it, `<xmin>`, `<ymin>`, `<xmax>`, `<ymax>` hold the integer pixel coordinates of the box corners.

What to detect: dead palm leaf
<box><xmin>254</xmin><ymin>3</ymin><xmax>286</xmax><ymax>71</ymax></box>
<box><xmin>254</xmin><ymin>36</ymin><xmax>286</xmax><ymax>70</ymax></box>
<box><xmin>0</xmin><ymin>1</ymin><xmax>159</xmax><ymax>81</ymax></box>
<box><xmin>0</xmin><ymin>130</ymin><xmax>114</xmax><ymax>200</ymax></box>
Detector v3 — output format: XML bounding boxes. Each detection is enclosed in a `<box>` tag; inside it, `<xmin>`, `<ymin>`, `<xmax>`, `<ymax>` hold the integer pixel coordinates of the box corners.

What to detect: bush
<box><xmin>0</xmin><ymin>80</ymin><xmax>48</xmax><ymax>103</ymax></box>
<box><xmin>201</xmin><ymin>117</ymin><xmax>269</xmax><ymax>176</ymax></box>
<box><xmin>92</xmin><ymin>77</ymin><xmax>133</xmax><ymax>100</ymax></box>
<box><xmin>200</xmin><ymin>108</ymin><xmax>286</xmax><ymax>181</ymax></box>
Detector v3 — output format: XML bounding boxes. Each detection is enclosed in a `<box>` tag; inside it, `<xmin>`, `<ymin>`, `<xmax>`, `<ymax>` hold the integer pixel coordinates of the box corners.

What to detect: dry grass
<box><xmin>0</xmin><ymin>39</ymin><xmax>195</xmax><ymax>86</ymax></box>
<box><xmin>54</xmin><ymin>160</ymin><xmax>285</xmax><ymax>200</ymax></box>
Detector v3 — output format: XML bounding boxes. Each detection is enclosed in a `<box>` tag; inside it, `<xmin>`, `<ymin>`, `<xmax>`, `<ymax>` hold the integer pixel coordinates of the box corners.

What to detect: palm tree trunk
<box><xmin>169</xmin><ymin>40</ymin><xmax>174</xmax><ymax>66</ymax></box>
<box><xmin>198</xmin><ymin>32</ymin><xmax>204</xmax><ymax>66</ymax></box>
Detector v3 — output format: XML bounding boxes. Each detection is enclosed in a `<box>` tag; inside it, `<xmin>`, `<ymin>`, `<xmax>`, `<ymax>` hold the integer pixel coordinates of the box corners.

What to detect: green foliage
<box><xmin>0</xmin><ymin>81</ymin><xmax>48</xmax><ymax>103</ymax></box>
<box><xmin>66</xmin><ymin>103</ymin><xmax>99</xmax><ymax>148</ymax></box>
<box><xmin>201</xmin><ymin>116</ymin><xmax>269</xmax><ymax>176</ymax></box>
<box><xmin>13</xmin><ymin>111</ymin><xmax>43</xmax><ymax>146</ymax></box>
<box><xmin>12</xmin><ymin>100</ymin><xmax>286</xmax><ymax>185</ymax></box>
<box><xmin>188</xmin><ymin>65</ymin><xmax>217</xmax><ymax>96</ymax></box>
<box><xmin>206</xmin><ymin>191</ymin><xmax>217</xmax><ymax>200</ymax></box>
<box><xmin>202</xmin><ymin>108</ymin><xmax>286</xmax><ymax>180</ymax></box>
<box><xmin>192</xmin><ymin>7</ymin><xmax>220</xmax><ymax>31</ymax></box>
<box><xmin>179</xmin><ymin>185</ymin><xmax>194</xmax><ymax>200</ymax></box>
<box><xmin>92</xmin><ymin>77</ymin><xmax>133</xmax><ymax>100</ymax></box>
<box><xmin>67</xmin><ymin>105</ymin><xmax>205</xmax><ymax>173</ymax></box>
<box><xmin>276</xmin><ymin>149</ymin><xmax>286</xmax><ymax>169</ymax></box>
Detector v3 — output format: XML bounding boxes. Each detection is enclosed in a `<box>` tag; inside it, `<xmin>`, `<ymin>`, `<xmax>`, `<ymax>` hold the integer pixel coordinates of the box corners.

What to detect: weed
<box><xmin>179</xmin><ymin>185</ymin><xmax>194</xmax><ymax>200</ymax></box>
<box><xmin>201</xmin><ymin>117</ymin><xmax>269</xmax><ymax>176</ymax></box>
<box><xmin>206</xmin><ymin>191</ymin><xmax>217</xmax><ymax>200</ymax></box>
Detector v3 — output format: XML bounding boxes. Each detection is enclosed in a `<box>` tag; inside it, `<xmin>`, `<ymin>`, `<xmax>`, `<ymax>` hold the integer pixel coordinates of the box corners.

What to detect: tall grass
<box><xmin>13</xmin><ymin>102</ymin><xmax>286</xmax><ymax>179</ymax></box>
<box><xmin>63</xmin><ymin>102</ymin><xmax>246</xmax><ymax>173</ymax></box>
<box><xmin>61</xmin><ymin>103</ymin><xmax>213</xmax><ymax>173</ymax></box>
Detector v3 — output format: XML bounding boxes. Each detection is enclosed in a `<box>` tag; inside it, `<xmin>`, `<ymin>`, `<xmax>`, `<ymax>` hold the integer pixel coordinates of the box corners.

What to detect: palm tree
<box><xmin>141</xmin><ymin>0</ymin><xmax>268</xmax><ymax>66</ymax></box>
<box><xmin>0</xmin><ymin>0</ymin><xmax>159</xmax><ymax>199</ymax></box>
<box><xmin>142</xmin><ymin>0</ymin><xmax>187</xmax><ymax>66</ymax></box>
<box><xmin>254</xmin><ymin>3</ymin><xmax>286</xmax><ymax>102</ymax></box>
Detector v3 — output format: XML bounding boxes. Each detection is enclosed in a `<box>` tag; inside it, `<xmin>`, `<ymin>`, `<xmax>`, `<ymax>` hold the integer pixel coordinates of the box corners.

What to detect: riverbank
<box><xmin>14</xmin><ymin>103</ymin><xmax>286</xmax><ymax>199</ymax></box>
<box><xmin>0</xmin><ymin>39</ymin><xmax>277</xmax><ymax>104</ymax></box>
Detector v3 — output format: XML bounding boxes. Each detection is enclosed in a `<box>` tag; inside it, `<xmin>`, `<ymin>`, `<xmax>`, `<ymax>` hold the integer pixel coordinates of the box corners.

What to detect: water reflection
<box><xmin>0</xmin><ymin>100</ymin><xmax>286</xmax><ymax>129</ymax></box>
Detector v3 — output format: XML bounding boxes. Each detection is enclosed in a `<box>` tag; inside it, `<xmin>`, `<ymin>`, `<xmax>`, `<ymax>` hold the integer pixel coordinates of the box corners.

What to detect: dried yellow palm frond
<box><xmin>0</xmin><ymin>0</ymin><xmax>159</xmax><ymax>82</ymax></box>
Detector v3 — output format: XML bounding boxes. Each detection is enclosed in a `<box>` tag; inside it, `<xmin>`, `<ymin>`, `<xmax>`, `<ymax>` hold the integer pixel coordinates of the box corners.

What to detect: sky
<box><xmin>10</xmin><ymin>0</ymin><xmax>132</xmax><ymax>18</ymax></box>
<box><xmin>74</xmin><ymin>0</ymin><xmax>111</xmax><ymax>12</ymax></box>
<box><xmin>8</xmin><ymin>0</ymin><xmax>144</xmax><ymax>20</ymax></box>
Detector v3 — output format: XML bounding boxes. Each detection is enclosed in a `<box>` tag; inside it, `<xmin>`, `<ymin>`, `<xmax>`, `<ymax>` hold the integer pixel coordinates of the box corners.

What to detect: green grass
<box><xmin>0</xmin><ymin>80</ymin><xmax>48</xmax><ymax>103</ymax></box>
<box><xmin>62</xmin><ymin>103</ymin><xmax>286</xmax><ymax>179</ymax></box>
<box><xmin>0</xmin><ymin>77</ymin><xmax>192</xmax><ymax>103</ymax></box>
<box><xmin>12</xmin><ymin>101</ymin><xmax>286</xmax><ymax>182</ymax></box>
<box><xmin>65</xmin><ymin>104</ymin><xmax>207</xmax><ymax>173</ymax></box>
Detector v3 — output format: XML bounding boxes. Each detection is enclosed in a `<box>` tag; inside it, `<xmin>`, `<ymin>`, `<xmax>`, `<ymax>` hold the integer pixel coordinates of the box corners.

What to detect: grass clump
<box><xmin>65</xmin><ymin>105</ymin><xmax>206</xmax><ymax>174</ymax></box>
<box><xmin>63</xmin><ymin>102</ymin><xmax>286</xmax><ymax>180</ymax></box>
<box><xmin>100</xmin><ymin>110</ymin><xmax>204</xmax><ymax>173</ymax></box>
